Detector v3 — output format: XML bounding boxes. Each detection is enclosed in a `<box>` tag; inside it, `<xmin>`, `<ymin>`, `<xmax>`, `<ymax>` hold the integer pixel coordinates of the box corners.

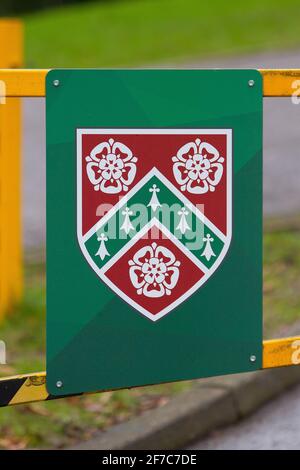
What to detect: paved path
<box><xmin>22</xmin><ymin>49</ymin><xmax>300</xmax><ymax>249</ymax></box>
<box><xmin>23</xmin><ymin>97</ymin><xmax>45</xmax><ymax>251</ymax></box>
<box><xmin>188</xmin><ymin>381</ymin><xmax>300</xmax><ymax>450</ymax></box>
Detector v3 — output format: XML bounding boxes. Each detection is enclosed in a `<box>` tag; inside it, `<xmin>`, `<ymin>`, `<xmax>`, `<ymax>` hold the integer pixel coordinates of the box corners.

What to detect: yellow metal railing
<box><xmin>0</xmin><ymin>20</ymin><xmax>23</xmax><ymax>320</ymax></box>
<box><xmin>0</xmin><ymin>67</ymin><xmax>299</xmax><ymax>405</ymax></box>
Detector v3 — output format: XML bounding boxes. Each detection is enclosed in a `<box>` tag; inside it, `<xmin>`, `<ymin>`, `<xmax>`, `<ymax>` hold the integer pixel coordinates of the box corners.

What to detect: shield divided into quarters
<box><xmin>77</xmin><ymin>129</ymin><xmax>232</xmax><ymax>321</ymax></box>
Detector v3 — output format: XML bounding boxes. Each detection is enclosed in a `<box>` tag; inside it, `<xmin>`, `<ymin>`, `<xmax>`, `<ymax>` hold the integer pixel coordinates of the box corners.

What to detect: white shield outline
<box><xmin>77</xmin><ymin>128</ymin><xmax>232</xmax><ymax>321</ymax></box>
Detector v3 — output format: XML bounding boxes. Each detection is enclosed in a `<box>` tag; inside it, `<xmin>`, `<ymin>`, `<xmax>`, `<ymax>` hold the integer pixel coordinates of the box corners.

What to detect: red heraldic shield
<box><xmin>77</xmin><ymin>129</ymin><xmax>232</xmax><ymax>321</ymax></box>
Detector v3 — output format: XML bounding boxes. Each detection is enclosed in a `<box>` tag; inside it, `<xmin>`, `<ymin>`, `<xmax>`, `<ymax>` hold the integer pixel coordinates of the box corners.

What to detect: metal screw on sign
<box><xmin>56</xmin><ymin>380</ymin><xmax>63</xmax><ymax>388</ymax></box>
<box><xmin>53</xmin><ymin>79</ymin><xmax>60</xmax><ymax>87</ymax></box>
<box><xmin>250</xmin><ymin>355</ymin><xmax>256</xmax><ymax>363</ymax></box>
<box><xmin>248</xmin><ymin>79</ymin><xmax>255</xmax><ymax>87</ymax></box>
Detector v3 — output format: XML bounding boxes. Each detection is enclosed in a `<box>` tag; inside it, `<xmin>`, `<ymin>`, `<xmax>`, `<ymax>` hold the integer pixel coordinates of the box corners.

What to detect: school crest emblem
<box><xmin>77</xmin><ymin>129</ymin><xmax>232</xmax><ymax>321</ymax></box>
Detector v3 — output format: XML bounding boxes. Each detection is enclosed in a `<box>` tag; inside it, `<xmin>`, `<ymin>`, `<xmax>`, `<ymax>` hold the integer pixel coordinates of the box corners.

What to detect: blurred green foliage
<box><xmin>23</xmin><ymin>0</ymin><xmax>300</xmax><ymax>68</ymax></box>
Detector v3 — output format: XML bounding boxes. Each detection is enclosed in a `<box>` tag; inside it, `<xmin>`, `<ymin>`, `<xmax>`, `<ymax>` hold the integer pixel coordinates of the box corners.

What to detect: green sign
<box><xmin>46</xmin><ymin>69</ymin><xmax>262</xmax><ymax>396</ymax></box>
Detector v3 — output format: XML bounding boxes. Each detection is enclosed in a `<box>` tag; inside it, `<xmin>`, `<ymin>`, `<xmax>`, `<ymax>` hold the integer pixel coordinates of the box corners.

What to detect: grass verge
<box><xmin>24</xmin><ymin>0</ymin><xmax>300</xmax><ymax>68</ymax></box>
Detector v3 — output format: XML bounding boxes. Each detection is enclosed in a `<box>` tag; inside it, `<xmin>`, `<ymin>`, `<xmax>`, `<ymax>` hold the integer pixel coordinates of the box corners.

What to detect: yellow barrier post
<box><xmin>0</xmin><ymin>20</ymin><xmax>23</xmax><ymax>319</ymax></box>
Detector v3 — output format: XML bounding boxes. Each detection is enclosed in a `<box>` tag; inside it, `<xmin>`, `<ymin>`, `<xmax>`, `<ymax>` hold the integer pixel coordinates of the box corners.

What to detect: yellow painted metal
<box><xmin>263</xmin><ymin>336</ymin><xmax>300</xmax><ymax>369</ymax></box>
<box><xmin>261</xmin><ymin>69</ymin><xmax>300</xmax><ymax>97</ymax></box>
<box><xmin>0</xmin><ymin>69</ymin><xmax>48</xmax><ymax>97</ymax></box>
<box><xmin>0</xmin><ymin>371</ymin><xmax>48</xmax><ymax>407</ymax></box>
<box><xmin>0</xmin><ymin>99</ymin><xmax>23</xmax><ymax>307</ymax></box>
<box><xmin>0</xmin><ymin>20</ymin><xmax>23</xmax><ymax>69</ymax></box>
<box><xmin>0</xmin><ymin>69</ymin><xmax>300</xmax><ymax>97</ymax></box>
<box><xmin>0</xmin><ymin>21</ymin><xmax>23</xmax><ymax>320</ymax></box>
<box><xmin>0</xmin><ymin>99</ymin><xmax>22</xmax><ymax>317</ymax></box>
<box><xmin>8</xmin><ymin>372</ymin><xmax>49</xmax><ymax>406</ymax></box>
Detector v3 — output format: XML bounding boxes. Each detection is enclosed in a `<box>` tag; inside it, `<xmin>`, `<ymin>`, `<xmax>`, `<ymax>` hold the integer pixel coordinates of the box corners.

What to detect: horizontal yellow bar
<box><xmin>0</xmin><ymin>371</ymin><xmax>48</xmax><ymax>407</ymax></box>
<box><xmin>263</xmin><ymin>336</ymin><xmax>300</xmax><ymax>369</ymax></box>
<box><xmin>0</xmin><ymin>69</ymin><xmax>48</xmax><ymax>97</ymax></box>
<box><xmin>0</xmin><ymin>69</ymin><xmax>300</xmax><ymax>97</ymax></box>
<box><xmin>0</xmin><ymin>20</ymin><xmax>23</xmax><ymax>69</ymax></box>
<box><xmin>262</xmin><ymin>69</ymin><xmax>300</xmax><ymax>97</ymax></box>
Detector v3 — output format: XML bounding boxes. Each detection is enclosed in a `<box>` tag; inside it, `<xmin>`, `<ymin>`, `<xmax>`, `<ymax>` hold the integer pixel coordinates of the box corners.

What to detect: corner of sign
<box><xmin>45</xmin><ymin>69</ymin><xmax>65</xmax><ymax>91</ymax></box>
<box><xmin>250</xmin><ymin>69</ymin><xmax>263</xmax><ymax>87</ymax></box>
